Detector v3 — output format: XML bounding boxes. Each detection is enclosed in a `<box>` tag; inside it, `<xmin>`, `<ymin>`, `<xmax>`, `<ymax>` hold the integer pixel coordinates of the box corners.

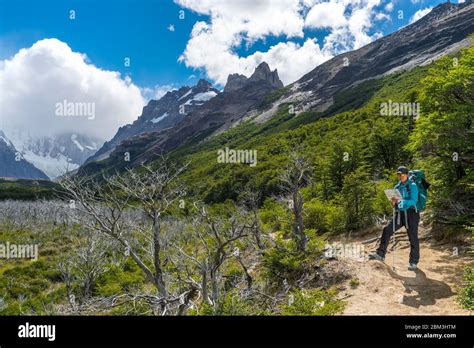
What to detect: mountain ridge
<box><xmin>76</xmin><ymin>1</ymin><xmax>473</xmax><ymax>177</ymax></box>
<box><xmin>78</xmin><ymin>62</ymin><xmax>285</xmax><ymax>175</ymax></box>
<box><xmin>86</xmin><ymin>78</ymin><xmax>220</xmax><ymax>164</ymax></box>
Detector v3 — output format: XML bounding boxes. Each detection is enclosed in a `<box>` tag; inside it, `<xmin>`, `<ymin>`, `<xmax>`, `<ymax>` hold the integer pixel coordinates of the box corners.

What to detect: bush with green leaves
<box><xmin>280</xmin><ymin>288</ymin><xmax>345</xmax><ymax>315</ymax></box>
<box><xmin>189</xmin><ymin>291</ymin><xmax>266</xmax><ymax>316</ymax></box>
<box><xmin>262</xmin><ymin>229</ymin><xmax>325</xmax><ymax>284</ymax></box>
<box><xmin>457</xmin><ymin>266</ymin><xmax>473</xmax><ymax>310</ymax></box>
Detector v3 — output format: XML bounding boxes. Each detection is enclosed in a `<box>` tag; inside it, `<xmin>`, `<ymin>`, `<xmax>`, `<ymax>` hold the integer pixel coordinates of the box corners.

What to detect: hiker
<box><xmin>369</xmin><ymin>166</ymin><xmax>422</xmax><ymax>271</ymax></box>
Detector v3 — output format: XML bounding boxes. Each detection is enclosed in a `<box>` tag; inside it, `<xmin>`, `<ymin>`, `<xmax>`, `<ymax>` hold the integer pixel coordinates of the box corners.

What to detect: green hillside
<box><xmin>1</xmin><ymin>44</ymin><xmax>471</xmax><ymax>317</ymax></box>
<box><xmin>168</xmin><ymin>44</ymin><xmax>473</xmax><ymax>231</ymax></box>
<box><xmin>0</xmin><ymin>178</ymin><xmax>60</xmax><ymax>200</ymax></box>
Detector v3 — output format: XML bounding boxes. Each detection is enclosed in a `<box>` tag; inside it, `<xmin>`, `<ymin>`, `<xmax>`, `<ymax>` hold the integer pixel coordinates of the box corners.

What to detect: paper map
<box><xmin>384</xmin><ymin>189</ymin><xmax>402</xmax><ymax>202</ymax></box>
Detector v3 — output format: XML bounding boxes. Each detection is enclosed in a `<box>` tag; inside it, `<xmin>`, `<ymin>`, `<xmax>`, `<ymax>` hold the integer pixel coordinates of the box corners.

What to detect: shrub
<box><xmin>190</xmin><ymin>291</ymin><xmax>264</xmax><ymax>315</ymax></box>
<box><xmin>262</xmin><ymin>229</ymin><xmax>325</xmax><ymax>283</ymax></box>
<box><xmin>457</xmin><ymin>266</ymin><xmax>473</xmax><ymax>310</ymax></box>
<box><xmin>280</xmin><ymin>288</ymin><xmax>345</xmax><ymax>315</ymax></box>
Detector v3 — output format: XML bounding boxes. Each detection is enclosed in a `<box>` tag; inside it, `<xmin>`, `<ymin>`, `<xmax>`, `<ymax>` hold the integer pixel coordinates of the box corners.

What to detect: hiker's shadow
<box><xmin>385</xmin><ymin>266</ymin><xmax>454</xmax><ymax>308</ymax></box>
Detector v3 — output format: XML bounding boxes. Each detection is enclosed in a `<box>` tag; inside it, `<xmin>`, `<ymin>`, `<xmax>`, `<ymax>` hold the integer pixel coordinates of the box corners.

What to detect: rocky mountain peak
<box><xmin>248</xmin><ymin>62</ymin><xmax>283</xmax><ymax>89</ymax></box>
<box><xmin>84</xmin><ymin>78</ymin><xmax>220</xmax><ymax>164</ymax></box>
<box><xmin>224</xmin><ymin>62</ymin><xmax>283</xmax><ymax>93</ymax></box>
<box><xmin>254</xmin><ymin>61</ymin><xmax>271</xmax><ymax>74</ymax></box>
<box><xmin>224</xmin><ymin>73</ymin><xmax>248</xmax><ymax>93</ymax></box>
<box><xmin>196</xmin><ymin>79</ymin><xmax>213</xmax><ymax>90</ymax></box>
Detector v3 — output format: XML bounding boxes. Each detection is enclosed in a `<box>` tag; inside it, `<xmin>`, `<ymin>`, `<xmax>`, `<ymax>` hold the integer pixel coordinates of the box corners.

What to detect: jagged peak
<box><xmin>224</xmin><ymin>62</ymin><xmax>283</xmax><ymax>93</ymax></box>
<box><xmin>249</xmin><ymin>61</ymin><xmax>283</xmax><ymax>88</ymax></box>
<box><xmin>417</xmin><ymin>0</ymin><xmax>471</xmax><ymax>23</ymax></box>
<box><xmin>224</xmin><ymin>73</ymin><xmax>248</xmax><ymax>93</ymax></box>
<box><xmin>196</xmin><ymin>79</ymin><xmax>212</xmax><ymax>89</ymax></box>
<box><xmin>255</xmin><ymin>61</ymin><xmax>271</xmax><ymax>73</ymax></box>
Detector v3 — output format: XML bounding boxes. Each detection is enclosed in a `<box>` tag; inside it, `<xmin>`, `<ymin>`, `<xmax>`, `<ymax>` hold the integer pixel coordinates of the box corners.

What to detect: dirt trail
<box><xmin>331</xmin><ymin>227</ymin><xmax>473</xmax><ymax>315</ymax></box>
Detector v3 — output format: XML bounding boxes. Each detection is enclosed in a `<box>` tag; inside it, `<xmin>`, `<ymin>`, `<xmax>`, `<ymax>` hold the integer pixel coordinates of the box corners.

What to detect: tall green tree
<box><xmin>340</xmin><ymin>167</ymin><xmax>376</xmax><ymax>231</ymax></box>
<box><xmin>407</xmin><ymin>43</ymin><xmax>474</xmax><ymax>224</ymax></box>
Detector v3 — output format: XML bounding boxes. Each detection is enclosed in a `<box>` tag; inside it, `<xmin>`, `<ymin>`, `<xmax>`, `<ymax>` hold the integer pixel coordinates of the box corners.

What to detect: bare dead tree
<box><xmin>170</xmin><ymin>202</ymin><xmax>256</xmax><ymax>311</ymax></box>
<box><xmin>59</xmin><ymin>157</ymin><xmax>194</xmax><ymax>314</ymax></box>
<box><xmin>57</xmin><ymin>260</ymin><xmax>77</xmax><ymax>313</ymax></box>
<box><xmin>107</xmin><ymin>159</ymin><xmax>189</xmax><ymax>298</ymax></box>
<box><xmin>239</xmin><ymin>186</ymin><xmax>266</xmax><ymax>249</ymax></box>
<box><xmin>61</xmin><ymin>288</ymin><xmax>198</xmax><ymax>316</ymax></box>
<box><xmin>278</xmin><ymin>151</ymin><xmax>313</xmax><ymax>251</ymax></box>
<box><xmin>58</xmin><ymin>230</ymin><xmax>110</xmax><ymax>302</ymax></box>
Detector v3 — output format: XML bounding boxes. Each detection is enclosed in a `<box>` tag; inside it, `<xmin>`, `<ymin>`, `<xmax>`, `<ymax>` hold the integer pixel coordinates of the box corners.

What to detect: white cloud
<box><xmin>410</xmin><ymin>7</ymin><xmax>433</xmax><ymax>24</ymax></box>
<box><xmin>385</xmin><ymin>2</ymin><xmax>394</xmax><ymax>12</ymax></box>
<box><xmin>231</xmin><ymin>39</ymin><xmax>332</xmax><ymax>85</ymax></box>
<box><xmin>176</xmin><ymin>0</ymin><xmax>308</xmax><ymax>84</ymax></box>
<box><xmin>176</xmin><ymin>0</ymin><xmax>387</xmax><ymax>85</ymax></box>
<box><xmin>305</xmin><ymin>2</ymin><xmax>347</xmax><ymax>29</ymax></box>
<box><xmin>176</xmin><ymin>0</ymin><xmax>305</xmax><ymax>41</ymax></box>
<box><xmin>0</xmin><ymin>38</ymin><xmax>145</xmax><ymax>140</ymax></box>
<box><xmin>141</xmin><ymin>84</ymin><xmax>176</xmax><ymax>101</ymax></box>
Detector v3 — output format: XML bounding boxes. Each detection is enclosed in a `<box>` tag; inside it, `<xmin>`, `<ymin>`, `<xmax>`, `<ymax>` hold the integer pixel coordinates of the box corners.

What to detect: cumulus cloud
<box><xmin>305</xmin><ymin>1</ymin><xmax>347</xmax><ymax>29</ymax></box>
<box><xmin>176</xmin><ymin>0</ymin><xmax>387</xmax><ymax>85</ymax></box>
<box><xmin>176</xmin><ymin>0</ymin><xmax>305</xmax><ymax>41</ymax></box>
<box><xmin>409</xmin><ymin>7</ymin><xmax>433</xmax><ymax>24</ymax></box>
<box><xmin>0</xmin><ymin>38</ymin><xmax>145</xmax><ymax>140</ymax></box>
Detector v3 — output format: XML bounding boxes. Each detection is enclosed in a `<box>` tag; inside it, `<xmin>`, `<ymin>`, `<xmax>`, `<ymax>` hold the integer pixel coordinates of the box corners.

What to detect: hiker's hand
<box><xmin>391</xmin><ymin>197</ymin><xmax>400</xmax><ymax>207</ymax></box>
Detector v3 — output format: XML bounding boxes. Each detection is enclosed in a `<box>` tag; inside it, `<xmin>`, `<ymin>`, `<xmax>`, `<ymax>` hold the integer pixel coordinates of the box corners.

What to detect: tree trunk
<box><xmin>201</xmin><ymin>264</ymin><xmax>211</xmax><ymax>305</ymax></box>
<box><xmin>210</xmin><ymin>268</ymin><xmax>219</xmax><ymax>307</ymax></box>
<box><xmin>153</xmin><ymin>215</ymin><xmax>168</xmax><ymax>298</ymax></box>
<box><xmin>292</xmin><ymin>192</ymin><xmax>307</xmax><ymax>251</ymax></box>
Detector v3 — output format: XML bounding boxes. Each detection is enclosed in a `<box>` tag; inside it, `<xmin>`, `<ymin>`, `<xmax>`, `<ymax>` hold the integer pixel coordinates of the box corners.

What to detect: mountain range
<box><xmin>77</xmin><ymin>1</ymin><xmax>473</xmax><ymax>177</ymax></box>
<box><xmin>0</xmin><ymin>130</ymin><xmax>49</xmax><ymax>179</ymax></box>
<box><xmin>86</xmin><ymin>79</ymin><xmax>220</xmax><ymax>164</ymax></box>
<box><xmin>0</xmin><ymin>130</ymin><xmax>103</xmax><ymax>179</ymax></box>
<box><xmin>2</xmin><ymin>1</ymin><xmax>473</xmax><ymax>180</ymax></box>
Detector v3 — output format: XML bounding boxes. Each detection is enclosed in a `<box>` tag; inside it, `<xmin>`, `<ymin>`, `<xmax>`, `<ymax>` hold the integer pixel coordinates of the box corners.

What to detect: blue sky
<box><xmin>0</xmin><ymin>0</ymin><xmax>204</xmax><ymax>88</ymax></box>
<box><xmin>0</xmin><ymin>0</ymin><xmax>452</xmax><ymax>141</ymax></box>
<box><xmin>0</xmin><ymin>0</ymin><xmax>448</xmax><ymax>90</ymax></box>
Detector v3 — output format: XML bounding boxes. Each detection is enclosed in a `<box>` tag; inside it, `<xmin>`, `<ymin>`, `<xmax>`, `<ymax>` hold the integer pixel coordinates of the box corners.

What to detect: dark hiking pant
<box><xmin>376</xmin><ymin>208</ymin><xmax>420</xmax><ymax>264</ymax></box>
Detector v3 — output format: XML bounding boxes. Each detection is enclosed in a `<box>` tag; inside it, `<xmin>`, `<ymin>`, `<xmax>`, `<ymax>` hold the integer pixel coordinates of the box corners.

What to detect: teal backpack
<box><xmin>408</xmin><ymin>170</ymin><xmax>430</xmax><ymax>212</ymax></box>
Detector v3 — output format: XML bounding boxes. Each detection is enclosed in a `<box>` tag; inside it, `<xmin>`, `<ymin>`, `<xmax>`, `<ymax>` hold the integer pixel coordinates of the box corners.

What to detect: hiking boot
<box><xmin>408</xmin><ymin>263</ymin><xmax>418</xmax><ymax>271</ymax></box>
<box><xmin>368</xmin><ymin>253</ymin><xmax>384</xmax><ymax>261</ymax></box>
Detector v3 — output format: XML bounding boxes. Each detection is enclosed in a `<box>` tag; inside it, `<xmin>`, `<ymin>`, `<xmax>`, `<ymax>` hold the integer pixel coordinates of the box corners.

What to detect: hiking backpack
<box><xmin>408</xmin><ymin>170</ymin><xmax>430</xmax><ymax>212</ymax></box>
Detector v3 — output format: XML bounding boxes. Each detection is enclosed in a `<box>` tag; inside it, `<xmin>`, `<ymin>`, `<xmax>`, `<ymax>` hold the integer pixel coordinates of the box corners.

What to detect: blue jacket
<box><xmin>395</xmin><ymin>180</ymin><xmax>418</xmax><ymax>212</ymax></box>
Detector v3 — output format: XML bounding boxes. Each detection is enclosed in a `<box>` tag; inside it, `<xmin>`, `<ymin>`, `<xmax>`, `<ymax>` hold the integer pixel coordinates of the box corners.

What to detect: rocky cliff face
<box><xmin>224</xmin><ymin>63</ymin><xmax>283</xmax><ymax>93</ymax></box>
<box><xmin>79</xmin><ymin>62</ymin><xmax>284</xmax><ymax>174</ymax></box>
<box><xmin>224</xmin><ymin>74</ymin><xmax>249</xmax><ymax>93</ymax></box>
<box><xmin>265</xmin><ymin>1</ymin><xmax>474</xmax><ymax>116</ymax></box>
<box><xmin>87</xmin><ymin>79</ymin><xmax>220</xmax><ymax>163</ymax></box>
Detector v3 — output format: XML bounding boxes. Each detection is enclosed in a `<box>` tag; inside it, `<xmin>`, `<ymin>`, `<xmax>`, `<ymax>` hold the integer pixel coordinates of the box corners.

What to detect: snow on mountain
<box><xmin>150</xmin><ymin>112</ymin><xmax>169</xmax><ymax>124</ymax></box>
<box><xmin>0</xmin><ymin>131</ymin><xmax>15</xmax><ymax>150</ymax></box>
<box><xmin>0</xmin><ymin>130</ymin><xmax>49</xmax><ymax>179</ymax></box>
<box><xmin>4</xmin><ymin>130</ymin><xmax>104</xmax><ymax>179</ymax></box>
<box><xmin>86</xmin><ymin>79</ymin><xmax>220</xmax><ymax>163</ymax></box>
